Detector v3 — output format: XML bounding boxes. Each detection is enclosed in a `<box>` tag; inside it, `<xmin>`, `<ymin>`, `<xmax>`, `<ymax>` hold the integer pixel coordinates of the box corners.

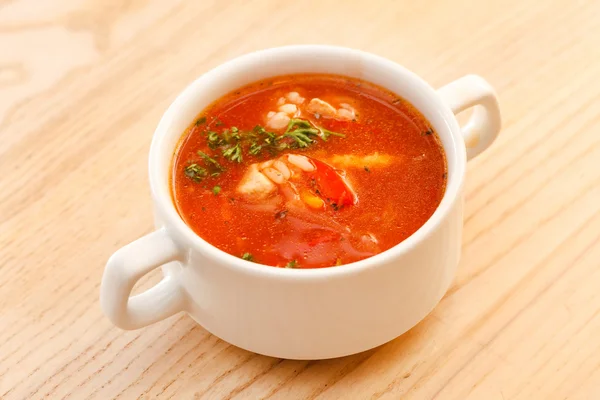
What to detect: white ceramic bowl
<box><xmin>100</xmin><ymin>45</ymin><xmax>501</xmax><ymax>360</ymax></box>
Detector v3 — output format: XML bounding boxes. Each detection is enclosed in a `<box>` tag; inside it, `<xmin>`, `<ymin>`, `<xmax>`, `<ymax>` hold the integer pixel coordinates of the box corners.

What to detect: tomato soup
<box><xmin>171</xmin><ymin>74</ymin><xmax>447</xmax><ymax>269</ymax></box>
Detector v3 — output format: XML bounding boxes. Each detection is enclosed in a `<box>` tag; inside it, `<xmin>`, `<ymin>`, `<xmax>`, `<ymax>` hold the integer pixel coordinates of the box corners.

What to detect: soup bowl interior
<box><xmin>149</xmin><ymin>44</ymin><xmax>465</xmax><ymax>278</ymax></box>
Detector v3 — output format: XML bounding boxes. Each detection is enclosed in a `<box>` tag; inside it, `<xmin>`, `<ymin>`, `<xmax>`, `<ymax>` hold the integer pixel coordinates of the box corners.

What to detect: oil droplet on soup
<box><xmin>171</xmin><ymin>74</ymin><xmax>447</xmax><ymax>269</ymax></box>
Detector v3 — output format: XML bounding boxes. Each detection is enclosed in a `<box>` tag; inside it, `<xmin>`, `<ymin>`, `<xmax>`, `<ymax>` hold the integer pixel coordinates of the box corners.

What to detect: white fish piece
<box><xmin>336</xmin><ymin>108</ymin><xmax>355</xmax><ymax>120</ymax></box>
<box><xmin>262</xmin><ymin>167</ymin><xmax>285</xmax><ymax>184</ymax></box>
<box><xmin>286</xmin><ymin>92</ymin><xmax>305</xmax><ymax>104</ymax></box>
<box><xmin>278</xmin><ymin>103</ymin><xmax>297</xmax><ymax>115</ymax></box>
<box><xmin>266</xmin><ymin>111</ymin><xmax>291</xmax><ymax>130</ymax></box>
<box><xmin>330</xmin><ymin>153</ymin><xmax>393</xmax><ymax>168</ymax></box>
<box><xmin>273</xmin><ymin>160</ymin><xmax>291</xmax><ymax>179</ymax></box>
<box><xmin>306</xmin><ymin>98</ymin><xmax>337</xmax><ymax>118</ymax></box>
<box><xmin>287</xmin><ymin>154</ymin><xmax>316</xmax><ymax>172</ymax></box>
<box><xmin>237</xmin><ymin>154</ymin><xmax>316</xmax><ymax>202</ymax></box>
<box><xmin>237</xmin><ymin>164</ymin><xmax>276</xmax><ymax>199</ymax></box>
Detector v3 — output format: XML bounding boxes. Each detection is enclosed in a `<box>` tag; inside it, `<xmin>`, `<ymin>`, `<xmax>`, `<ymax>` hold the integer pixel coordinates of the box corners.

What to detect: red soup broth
<box><xmin>171</xmin><ymin>74</ymin><xmax>447</xmax><ymax>269</ymax></box>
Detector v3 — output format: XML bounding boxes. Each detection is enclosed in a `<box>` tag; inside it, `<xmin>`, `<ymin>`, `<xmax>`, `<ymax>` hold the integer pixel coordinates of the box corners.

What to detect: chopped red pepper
<box><xmin>309</xmin><ymin>158</ymin><xmax>357</xmax><ymax>208</ymax></box>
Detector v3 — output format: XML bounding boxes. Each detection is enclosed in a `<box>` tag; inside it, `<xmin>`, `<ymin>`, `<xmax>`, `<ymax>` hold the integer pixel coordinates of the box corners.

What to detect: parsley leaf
<box><xmin>253</xmin><ymin>125</ymin><xmax>266</xmax><ymax>134</ymax></box>
<box><xmin>184</xmin><ymin>163</ymin><xmax>207</xmax><ymax>182</ymax></box>
<box><xmin>283</xmin><ymin>129</ymin><xmax>319</xmax><ymax>148</ymax></box>
<box><xmin>284</xmin><ymin>119</ymin><xmax>312</xmax><ymax>133</ymax></box>
<box><xmin>222</xmin><ymin>143</ymin><xmax>243</xmax><ymax>163</ymax></box>
<box><xmin>207</xmin><ymin>131</ymin><xmax>223</xmax><ymax>148</ymax></box>
<box><xmin>320</xmin><ymin>128</ymin><xmax>346</xmax><ymax>141</ymax></box>
<box><xmin>249</xmin><ymin>141</ymin><xmax>263</xmax><ymax>155</ymax></box>
<box><xmin>198</xmin><ymin>151</ymin><xmax>223</xmax><ymax>170</ymax></box>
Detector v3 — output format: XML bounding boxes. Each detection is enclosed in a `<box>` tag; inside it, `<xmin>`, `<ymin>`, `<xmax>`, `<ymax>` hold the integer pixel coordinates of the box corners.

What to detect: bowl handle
<box><xmin>100</xmin><ymin>228</ymin><xmax>186</xmax><ymax>330</ymax></box>
<box><xmin>437</xmin><ymin>75</ymin><xmax>501</xmax><ymax>160</ymax></box>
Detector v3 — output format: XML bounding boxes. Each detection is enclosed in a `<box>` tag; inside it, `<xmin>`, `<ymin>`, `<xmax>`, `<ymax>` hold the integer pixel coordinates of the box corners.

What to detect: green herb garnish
<box><xmin>184</xmin><ymin>163</ymin><xmax>207</xmax><ymax>182</ymax></box>
<box><xmin>262</xmin><ymin>132</ymin><xmax>282</xmax><ymax>153</ymax></box>
<box><xmin>282</xmin><ymin>119</ymin><xmax>346</xmax><ymax>146</ymax></box>
<box><xmin>242</xmin><ymin>253</ymin><xmax>254</xmax><ymax>261</ymax></box>
<box><xmin>198</xmin><ymin>151</ymin><xmax>223</xmax><ymax>169</ymax></box>
<box><xmin>207</xmin><ymin>131</ymin><xmax>223</xmax><ymax>148</ymax></box>
<box><xmin>281</xmin><ymin>119</ymin><xmax>320</xmax><ymax>148</ymax></box>
<box><xmin>285</xmin><ymin>260</ymin><xmax>298</xmax><ymax>268</ymax></box>
<box><xmin>285</xmin><ymin>119</ymin><xmax>312</xmax><ymax>131</ymax></box>
<box><xmin>222</xmin><ymin>128</ymin><xmax>241</xmax><ymax>143</ymax></box>
<box><xmin>222</xmin><ymin>143</ymin><xmax>243</xmax><ymax>163</ymax></box>
<box><xmin>202</xmin><ymin>150</ymin><xmax>218</xmax><ymax>162</ymax></box>
<box><xmin>320</xmin><ymin>128</ymin><xmax>346</xmax><ymax>141</ymax></box>
<box><xmin>212</xmin><ymin>186</ymin><xmax>221</xmax><ymax>195</ymax></box>
<box><xmin>249</xmin><ymin>141</ymin><xmax>263</xmax><ymax>155</ymax></box>
<box><xmin>253</xmin><ymin>125</ymin><xmax>266</xmax><ymax>134</ymax></box>
<box><xmin>195</xmin><ymin>116</ymin><xmax>207</xmax><ymax>126</ymax></box>
<box><xmin>283</xmin><ymin>129</ymin><xmax>319</xmax><ymax>148</ymax></box>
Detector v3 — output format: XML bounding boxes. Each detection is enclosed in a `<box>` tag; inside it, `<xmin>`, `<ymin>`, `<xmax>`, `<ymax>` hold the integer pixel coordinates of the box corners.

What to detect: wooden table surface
<box><xmin>2</xmin><ymin>0</ymin><xmax>600</xmax><ymax>399</ymax></box>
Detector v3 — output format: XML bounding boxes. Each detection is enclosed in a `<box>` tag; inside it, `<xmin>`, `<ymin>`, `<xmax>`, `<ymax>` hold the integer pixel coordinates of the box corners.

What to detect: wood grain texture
<box><xmin>1</xmin><ymin>0</ymin><xmax>600</xmax><ymax>398</ymax></box>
